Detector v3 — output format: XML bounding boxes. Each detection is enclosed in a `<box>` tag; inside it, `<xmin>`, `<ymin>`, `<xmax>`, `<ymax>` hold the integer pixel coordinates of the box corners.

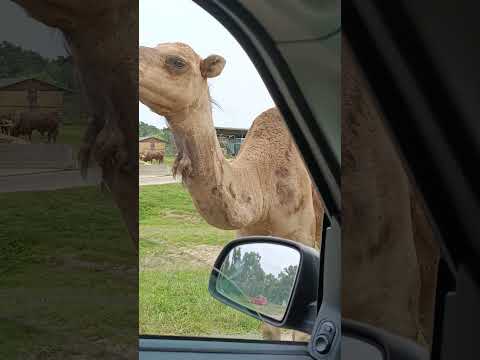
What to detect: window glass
<box><xmin>139</xmin><ymin>0</ymin><xmax>324</xmax><ymax>342</ymax></box>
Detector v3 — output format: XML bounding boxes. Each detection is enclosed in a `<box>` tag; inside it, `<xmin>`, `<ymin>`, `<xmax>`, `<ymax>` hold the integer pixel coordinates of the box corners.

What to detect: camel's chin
<box><xmin>139</xmin><ymin>97</ymin><xmax>172</xmax><ymax>117</ymax></box>
<box><xmin>139</xmin><ymin>86</ymin><xmax>176</xmax><ymax>117</ymax></box>
<box><xmin>148</xmin><ymin>103</ymin><xmax>171</xmax><ymax>117</ymax></box>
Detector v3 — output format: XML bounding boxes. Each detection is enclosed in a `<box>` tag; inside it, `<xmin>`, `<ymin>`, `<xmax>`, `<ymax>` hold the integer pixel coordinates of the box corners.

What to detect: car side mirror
<box><xmin>208</xmin><ymin>236</ymin><xmax>320</xmax><ymax>334</ymax></box>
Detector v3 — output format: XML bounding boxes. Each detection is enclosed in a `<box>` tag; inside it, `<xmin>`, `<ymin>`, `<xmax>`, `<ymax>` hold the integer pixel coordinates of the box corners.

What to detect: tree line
<box><xmin>0</xmin><ymin>41</ymin><xmax>78</xmax><ymax>90</ymax></box>
<box><xmin>219</xmin><ymin>248</ymin><xmax>299</xmax><ymax>305</ymax></box>
<box><xmin>139</xmin><ymin>121</ymin><xmax>167</xmax><ymax>139</ymax></box>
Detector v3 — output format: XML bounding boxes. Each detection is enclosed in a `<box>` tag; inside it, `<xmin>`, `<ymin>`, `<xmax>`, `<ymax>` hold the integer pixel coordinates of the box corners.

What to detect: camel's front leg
<box><xmin>261</xmin><ymin>325</ymin><xmax>311</xmax><ymax>342</ymax></box>
<box><xmin>292</xmin><ymin>331</ymin><xmax>310</xmax><ymax>342</ymax></box>
<box><xmin>261</xmin><ymin>323</ymin><xmax>281</xmax><ymax>341</ymax></box>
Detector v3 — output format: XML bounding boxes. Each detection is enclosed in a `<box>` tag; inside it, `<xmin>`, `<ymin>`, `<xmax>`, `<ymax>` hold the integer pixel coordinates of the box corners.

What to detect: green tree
<box><xmin>139</xmin><ymin>121</ymin><xmax>162</xmax><ymax>138</ymax></box>
<box><xmin>0</xmin><ymin>41</ymin><xmax>78</xmax><ymax>90</ymax></box>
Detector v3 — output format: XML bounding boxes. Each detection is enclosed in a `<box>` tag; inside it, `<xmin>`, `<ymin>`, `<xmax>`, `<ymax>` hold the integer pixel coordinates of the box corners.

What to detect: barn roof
<box><xmin>0</xmin><ymin>77</ymin><xmax>73</xmax><ymax>93</ymax></box>
<box><xmin>215</xmin><ymin>126</ymin><xmax>248</xmax><ymax>138</ymax></box>
<box><xmin>139</xmin><ymin>136</ymin><xmax>167</xmax><ymax>143</ymax></box>
<box><xmin>215</xmin><ymin>126</ymin><xmax>248</xmax><ymax>132</ymax></box>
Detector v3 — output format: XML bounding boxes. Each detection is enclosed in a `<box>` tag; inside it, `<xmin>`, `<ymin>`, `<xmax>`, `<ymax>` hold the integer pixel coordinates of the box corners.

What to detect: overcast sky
<box><xmin>0</xmin><ymin>1</ymin><xmax>67</xmax><ymax>59</ymax></box>
<box><xmin>139</xmin><ymin>0</ymin><xmax>274</xmax><ymax>130</ymax></box>
<box><xmin>234</xmin><ymin>243</ymin><xmax>300</xmax><ymax>277</ymax></box>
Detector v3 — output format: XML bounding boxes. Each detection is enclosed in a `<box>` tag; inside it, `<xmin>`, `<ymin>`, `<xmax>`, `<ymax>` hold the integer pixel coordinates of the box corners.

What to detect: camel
<box><xmin>342</xmin><ymin>37</ymin><xmax>439</xmax><ymax>348</ymax></box>
<box><xmin>13</xmin><ymin>0</ymin><xmax>139</xmax><ymax>250</ymax></box>
<box><xmin>140</xmin><ymin>41</ymin><xmax>440</xmax><ymax>348</ymax></box>
<box><xmin>139</xmin><ymin>42</ymin><xmax>325</xmax><ymax>341</ymax></box>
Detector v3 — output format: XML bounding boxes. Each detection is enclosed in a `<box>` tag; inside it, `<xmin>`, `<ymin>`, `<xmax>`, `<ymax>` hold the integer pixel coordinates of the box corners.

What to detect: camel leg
<box><xmin>292</xmin><ymin>330</ymin><xmax>310</xmax><ymax>342</ymax></box>
<box><xmin>261</xmin><ymin>326</ymin><xmax>310</xmax><ymax>342</ymax></box>
<box><xmin>261</xmin><ymin>323</ymin><xmax>281</xmax><ymax>341</ymax></box>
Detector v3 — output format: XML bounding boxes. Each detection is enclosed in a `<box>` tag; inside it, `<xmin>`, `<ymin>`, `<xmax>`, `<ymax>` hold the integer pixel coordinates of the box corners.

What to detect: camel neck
<box><xmin>167</xmin><ymin>93</ymin><xmax>225</xmax><ymax>181</ymax></box>
<box><xmin>166</xmin><ymin>94</ymin><xmax>263</xmax><ymax>230</ymax></box>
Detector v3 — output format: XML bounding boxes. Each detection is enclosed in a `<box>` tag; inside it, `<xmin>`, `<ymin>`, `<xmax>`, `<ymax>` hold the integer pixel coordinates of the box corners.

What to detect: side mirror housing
<box><xmin>208</xmin><ymin>236</ymin><xmax>320</xmax><ymax>334</ymax></box>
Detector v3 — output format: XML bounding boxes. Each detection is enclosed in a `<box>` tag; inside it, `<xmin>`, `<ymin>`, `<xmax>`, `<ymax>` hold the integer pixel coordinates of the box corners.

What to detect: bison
<box><xmin>0</xmin><ymin>113</ymin><xmax>14</xmax><ymax>135</ymax></box>
<box><xmin>11</xmin><ymin>111</ymin><xmax>60</xmax><ymax>143</ymax></box>
<box><xmin>140</xmin><ymin>150</ymin><xmax>164</xmax><ymax>163</ymax></box>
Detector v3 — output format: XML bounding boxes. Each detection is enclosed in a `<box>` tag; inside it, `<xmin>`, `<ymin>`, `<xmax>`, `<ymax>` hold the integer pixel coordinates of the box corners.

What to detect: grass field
<box><xmin>139</xmin><ymin>183</ymin><xmax>265</xmax><ymax>338</ymax></box>
<box><xmin>163</xmin><ymin>155</ymin><xmax>175</xmax><ymax>168</ymax></box>
<box><xmin>0</xmin><ymin>186</ymin><xmax>137</xmax><ymax>359</ymax></box>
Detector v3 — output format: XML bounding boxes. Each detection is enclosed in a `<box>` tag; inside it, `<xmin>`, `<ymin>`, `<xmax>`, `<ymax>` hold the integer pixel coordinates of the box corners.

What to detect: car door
<box><xmin>344</xmin><ymin>1</ymin><xmax>480</xmax><ymax>359</ymax></box>
<box><xmin>139</xmin><ymin>0</ymin><xmax>341</xmax><ymax>359</ymax></box>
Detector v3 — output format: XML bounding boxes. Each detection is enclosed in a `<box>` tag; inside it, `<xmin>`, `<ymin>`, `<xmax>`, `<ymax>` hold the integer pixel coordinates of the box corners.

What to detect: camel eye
<box><xmin>165</xmin><ymin>56</ymin><xmax>187</xmax><ymax>70</ymax></box>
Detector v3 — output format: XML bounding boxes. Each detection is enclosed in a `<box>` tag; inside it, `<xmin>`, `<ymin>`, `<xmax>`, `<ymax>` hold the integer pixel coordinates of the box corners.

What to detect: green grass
<box><xmin>163</xmin><ymin>155</ymin><xmax>175</xmax><ymax>168</ymax></box>
<box><xmin>0</xmin><ymin>186</ymin><xmax>137</xmax><ymax>359</ymax></box>
<box><xmin>140</xmin><ymin>270</ymin><xmax>259</xmax><ymax>336</ymax></box>
<box><xmin>139</xmin><ymin>183</ymin><xmax>263</xmax><ymax>338</ymax></box>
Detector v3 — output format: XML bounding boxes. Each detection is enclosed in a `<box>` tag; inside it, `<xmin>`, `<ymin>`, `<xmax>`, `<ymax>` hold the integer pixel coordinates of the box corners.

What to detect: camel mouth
<box><xmin>139</xmin><ymin>88</ymin><xmax>174</xmax><ymax>117</ymax></box>
<box><xmin>140</xmin><ymin>98</ymin><xmax>171</xmax><ymax>116</ymax></box>
<box><xmin>139</xmin><ymin>79</ymin><xmax>180</xmax><ymax>117</ymax></box>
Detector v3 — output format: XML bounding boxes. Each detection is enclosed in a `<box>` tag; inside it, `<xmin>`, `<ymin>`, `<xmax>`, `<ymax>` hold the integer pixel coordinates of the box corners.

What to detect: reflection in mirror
<box><xmin>216</xmin><ymin>243</ymin><xmax>301</xmax><ymax>321</ymax></box>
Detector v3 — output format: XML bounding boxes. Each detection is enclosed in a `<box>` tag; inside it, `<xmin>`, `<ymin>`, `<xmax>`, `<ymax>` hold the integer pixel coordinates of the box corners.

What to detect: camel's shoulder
<box><xmin>247</xmin><ymin>107</ymin><xmax>288</xmax><ymax>139</ymax></box>
<box><xmin>235</xmin><ymin>107</ymin><xmax>294</xmax><ymax>161</ymax></box>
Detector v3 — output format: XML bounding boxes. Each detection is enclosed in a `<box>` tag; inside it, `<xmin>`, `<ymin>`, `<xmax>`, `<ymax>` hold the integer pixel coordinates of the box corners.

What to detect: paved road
<box><xmin>0</xmin><ymin>167</ymin><xmax>102</xmax><ymax>193</ymax></box>
<box><xmin>139</xmin><ymin>162</ymin><xmax>180</xmax><ymax>186</ymax></box>
<box><xmin>0</xmin><ymin>166</ymin><xmax>180</xmax><ymax>192</ymax></box>
<box><xmin>139</xmin><ymin>175</ymin><xmax>180</xmax><ymax>186</ymax></box>
<box><xmin>139</xmin><ymin>163</ymin><xmax>170</xmax><ymax>176</ymax></box>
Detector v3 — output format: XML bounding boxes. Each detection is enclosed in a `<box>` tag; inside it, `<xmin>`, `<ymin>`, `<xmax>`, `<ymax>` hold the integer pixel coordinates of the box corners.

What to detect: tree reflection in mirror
<box><xmin>216</xmin><ymin>243</ymin><xmax>301</xmax><ymax>321</ymax></box>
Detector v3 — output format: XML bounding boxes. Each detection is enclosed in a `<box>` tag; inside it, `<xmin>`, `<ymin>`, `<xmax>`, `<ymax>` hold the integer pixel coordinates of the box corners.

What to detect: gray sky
<box><xmin>238</xmin><ymin>243</ymin><xmax>300</xmax><ymax>277</ymax></box>
<box><xmin>0</xmin><ymin>1</ymin><xmax>67</xmax><ymax>59</ymax></box>
<box><xmin>139</xmin><ymin>0</ymin><xmax>274</xmax><ymax>130</ymax></box>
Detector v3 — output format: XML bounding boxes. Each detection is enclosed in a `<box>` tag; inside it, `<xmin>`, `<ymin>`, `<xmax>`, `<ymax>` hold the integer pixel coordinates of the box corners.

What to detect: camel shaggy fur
<box><xmin>139</xmin><ymin>42</ymin><xmax>324</xmax><ymax>341</ymax></box>
<box><xmin>13</xmin><ymin>0</ymin><xmax>139</xmax><ymax>249</ymax></box>
<box><xmin>342</xmin><ymin>37</ymin><xmax>439</xmax><ymax>347</ymax></box>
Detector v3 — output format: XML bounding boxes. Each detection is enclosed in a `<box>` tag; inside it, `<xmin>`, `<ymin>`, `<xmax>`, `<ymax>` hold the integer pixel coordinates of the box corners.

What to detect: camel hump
<box><xmin>246</xmin><ymin>107</ymin><xmax>290</xmax><ymax>141</ymax></box>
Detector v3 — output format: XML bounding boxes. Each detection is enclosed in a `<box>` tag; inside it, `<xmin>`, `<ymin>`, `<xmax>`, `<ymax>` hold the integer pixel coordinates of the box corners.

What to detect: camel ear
<box><xmin>200</xmin><ymin>55</ymin><xmax>226</xmax><ymax>78</ymax></box>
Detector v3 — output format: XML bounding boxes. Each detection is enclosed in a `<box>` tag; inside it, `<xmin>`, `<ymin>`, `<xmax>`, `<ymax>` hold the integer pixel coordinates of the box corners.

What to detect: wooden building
<box><xmin>160</xmin><ymin>126</ymin><xmax>249</xmax><ymax>157</ymax></box>
<box><xmin>215</xmin><ymin>126</ymin><xmax>248</xmax><ymax>156</ymax></box>
<box><xmin>0</xmin><ymin>77</ymin><xmax>72</xmax><ymax>117</ymax></box>
<box><xmin>139</xmin><ymin>136</ymin><xmax>167</xmax><ymax>153</ymax></box>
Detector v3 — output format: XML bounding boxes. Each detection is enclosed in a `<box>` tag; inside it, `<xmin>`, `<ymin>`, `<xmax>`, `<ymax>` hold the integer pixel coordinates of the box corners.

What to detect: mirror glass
<box><xmin>215</xmin><ymin>242</ymin><xmax>301</xmax><ymax>321</ymax></box>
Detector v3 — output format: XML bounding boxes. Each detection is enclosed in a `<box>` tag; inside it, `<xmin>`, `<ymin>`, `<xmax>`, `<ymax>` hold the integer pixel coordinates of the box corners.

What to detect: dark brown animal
<box><xmin>34</xmin><ymin>112</ymin><xmax>60</xmax><ymax>143</ymax></box>
<box><xmin>11</xmin><ymin>111</ymin><xmax>60</xmax><ymax>143</ymax></box>
<box><xmin>140</xmin><ymin>150</ymin><xmax>164</xmax><ymax>163</ymax></box>
<box><xmin>11</xmin><ymin>113</ymin><xmax>33</xmax><ymax>141</ymax></box>
<box><xmin>0</xmin><ymin>113</ymin><xmax>14</xmax><ymax>135</ymax></box>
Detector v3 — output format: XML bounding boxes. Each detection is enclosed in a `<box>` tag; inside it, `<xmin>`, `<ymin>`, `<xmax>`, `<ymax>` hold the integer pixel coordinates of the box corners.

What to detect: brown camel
<box><xmin>140</xmin><ymin>41</ymin><xmax>440</xmax><ymax>347</ymax></box>
<box><xmin>139</xmin><ymin>42</ymin><xmax>324</xmax><ymax>341</ymax></box>
<box><xmin>13</xmin><ymin>0</ymin><xmax>139</xmax><ymax>250</ymax></box>
<box><xmin>342</xmin><ymin>37</ymin><xmax>439</xmax><ymax>348</ymax></box>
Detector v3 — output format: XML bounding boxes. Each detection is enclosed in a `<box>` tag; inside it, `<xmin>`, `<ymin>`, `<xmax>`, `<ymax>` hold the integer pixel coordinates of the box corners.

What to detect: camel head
<box><xmin>139</xmin><ymin>43</ymin><xmax>225</xmax><ymax>119</ymax></box>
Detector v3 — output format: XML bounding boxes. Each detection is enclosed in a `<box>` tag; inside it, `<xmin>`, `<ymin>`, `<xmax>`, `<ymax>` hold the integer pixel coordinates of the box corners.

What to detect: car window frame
<box><xmin>139</xmin><ymin>0</ymin><xmax>341</xmax><ymax>346</ymax></box>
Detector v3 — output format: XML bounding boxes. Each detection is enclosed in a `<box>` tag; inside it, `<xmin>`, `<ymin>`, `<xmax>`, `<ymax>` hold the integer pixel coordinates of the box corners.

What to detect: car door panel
<box><xmin>139</xmin><ymin>338</ymin><xmax>311</xmax><ymax>360</ymax></box>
